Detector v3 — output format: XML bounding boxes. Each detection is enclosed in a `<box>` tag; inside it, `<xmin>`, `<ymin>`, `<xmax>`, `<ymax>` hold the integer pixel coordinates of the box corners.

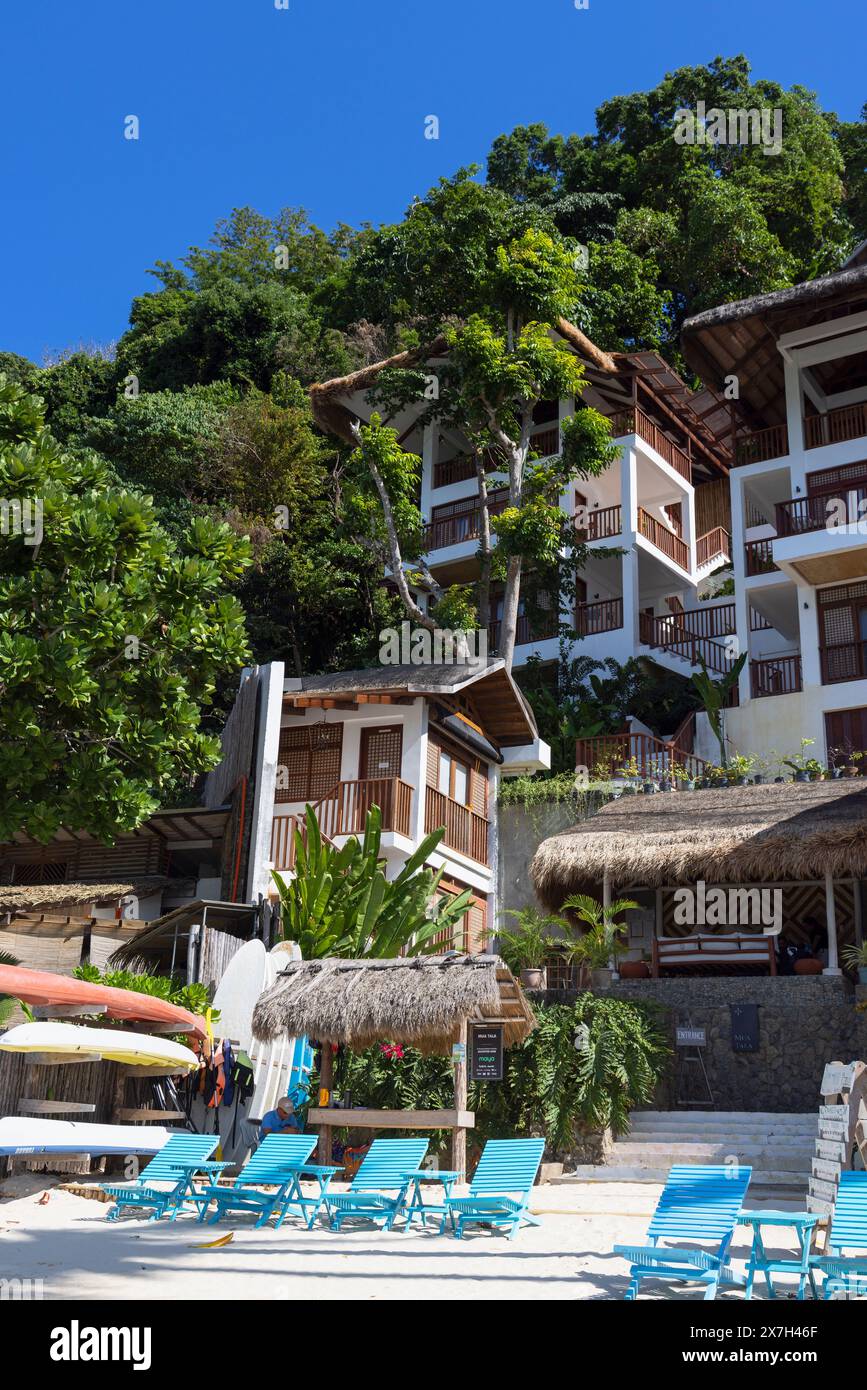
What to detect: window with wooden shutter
<box><xmin>825</xmin><ymin>707</ymin><xmax>867</xmax><ymax>763</ymax></box>
<box><xmin>275</xmin><ymin>724</ymin><xmax>343</xmax><ymax>803</ymax></box>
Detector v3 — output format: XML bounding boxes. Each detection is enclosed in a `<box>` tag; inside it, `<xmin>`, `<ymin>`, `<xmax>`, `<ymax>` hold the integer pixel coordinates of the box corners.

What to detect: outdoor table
<box><xmin>738</xmin><ymin>1209</ymin><xmax>822</xmax><ymax>1300</ymax></box>
<box><xmin>285</xmin><ymin>1163</ymin><xmax>341</xmax><ymax>1227</ymax></box>
<box><xmin>400</xmin><ymin>1168</ymin><xmax>460</xmax><ymax>1230</ymax></box>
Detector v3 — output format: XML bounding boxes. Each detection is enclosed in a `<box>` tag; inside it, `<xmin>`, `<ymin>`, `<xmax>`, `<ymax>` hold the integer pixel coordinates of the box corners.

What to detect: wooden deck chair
<box><xmin>444</xmin><ymin>1138</ymin><xmax>545</xmax><ymax>1239</ymax></box>
<box><xmin>194</xmin><ymin>1133</ymin><xmax>324</xmax><ymax>1229</ymax></box>
<box><xmin>614</xmin><ymin>1164</ymin><xmax>752</xmax><ymax>1299</ymax></box>
<box><xmin>811</xmin><ymin>1171</ymin><xmax>867</xmax><ymax>1299</ymax></box>
<box><xmin>326</xmin><ymin>1138</ymin><xmax>428</xmax><ymax>1231</ymax></box>
<box><xmin>102</xmin><ymin>1134</ymin><xmax>218</xmax><ymax>1222</ymax></box>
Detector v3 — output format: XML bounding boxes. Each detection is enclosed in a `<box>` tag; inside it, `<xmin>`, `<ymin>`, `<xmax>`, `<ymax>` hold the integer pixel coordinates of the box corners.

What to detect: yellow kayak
<box><xmin>0</xmin><ymin>1022</ymin><xmax>198</xmax><ymax>1070</ymax></box>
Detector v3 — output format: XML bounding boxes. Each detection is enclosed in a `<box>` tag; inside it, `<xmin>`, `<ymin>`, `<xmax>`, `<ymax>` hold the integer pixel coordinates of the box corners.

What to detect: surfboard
<box><xmin>0</xmin><ymin>964</ymin><xmax>206</xmax><ymax>1037</ymax></box>
<box><xmin>0</xmin><ymin>1117</ymin><xmax>174</xmax><ymax>1157</ymax></box>
<box><xmin>210</xmin><ymin>939</ymin><xmax>267</xmax><ymax>1052</ymax></box>
<box><xmin>0</xmin><ymin>1022</ymin><xmax>199</xmax><ymax>1070</ymax></box>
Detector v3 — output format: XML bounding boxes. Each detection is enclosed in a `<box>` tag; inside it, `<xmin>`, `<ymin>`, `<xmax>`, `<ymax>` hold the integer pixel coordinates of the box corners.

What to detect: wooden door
<box><xmin>825</xmin><ymin>707</ymin><xmax>867</xmax><ymax>765</ymax></box>
<box><xmin>360</xmin><ymin>725</ymin><xmax>403</xmax><ymax>781</ymax></box>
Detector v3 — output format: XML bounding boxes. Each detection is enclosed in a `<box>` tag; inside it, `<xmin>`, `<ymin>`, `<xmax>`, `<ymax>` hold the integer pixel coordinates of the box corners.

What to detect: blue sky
<box><xmin>1</xmin><ymin>0</ymin><xmax>863</xmax><ymax>362</ymax></box>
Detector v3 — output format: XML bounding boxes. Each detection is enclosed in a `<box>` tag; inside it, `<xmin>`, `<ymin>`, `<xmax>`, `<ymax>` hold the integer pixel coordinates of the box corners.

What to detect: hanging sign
<box><xmin>676</xmin><ymin>1026</ymin><xmax>706</xmax><ymax>1048</ymax></box>
<box><xmin>730</xmin><ymin>1004</ymin><xmax>759</xmax><ymax>1052</ymax></box>
<box><xmin>470</xmin><ymin>1025</ymin><xmax>504</xmax><ymax>1081</ymax></box>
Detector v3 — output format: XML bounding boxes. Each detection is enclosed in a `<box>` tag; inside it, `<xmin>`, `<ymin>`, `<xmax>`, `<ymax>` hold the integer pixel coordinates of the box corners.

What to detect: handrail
<box><xmin>271</xmin><ymin>778</ymin><xmax>414</xmax><ymax>870</ymax></box>
<box><xmin>575</xmin><ymin>503</ymin><xmax>622</xmax><ymax>541</ymax></box>
<box><xmin>423</xmin><ymin>491</ymin><xmax>509</xmax><ymax>550</ymax></box>
<box><xmin>805</xmin><ymin>402</ymin><xmax>867</xmax><ymax>450</ymax></box>
<box><xmin>576</xmin><ymin>730</ymin><xmax>707</xmax><ymax>782</ymax></box>
<box><xmin>611</xmin><ymin>406</ymin><xmax>692</xmax><ymax>482</ymax></box>
<box><xmin>696</xmin><ymin>527</ymin><xmax>731</xmax><ymax>568</ymax></box>
<box><xmin>744</xmin><ymin>538</ymin><xmax>778</xmax><ymax>575</ymax></box>
<box><xmin>734</xmin><ymin>423</ymin><xmax>789</xmax><ymax>466</ymax></box>
<box><xmin>637</xmin><ymin>507</ymin><xmax>690</xmax><ymax>570</ymax></box>
<box><xmin>750</xmin><ymin>654</ymin><xmax>802</xmax><ymax>698</ymax></box>
<box><xmin>638</xmin><ymin>612</ymin><xmax>733</xmax><ymax>674</ymax></box>
<box><xmin>574</xmin><ymin>597</ymin><xmax>624</xmax><ymax>636</ymax></box>
<box><xmin>776</xmin><ymin>492</ymin><xmax>864</xmax><ymax>536</ymax></box>
<box><xmin>424</xmin><ymin>785</ymin><xmax>489</xmax><ymax>865</ymax></box>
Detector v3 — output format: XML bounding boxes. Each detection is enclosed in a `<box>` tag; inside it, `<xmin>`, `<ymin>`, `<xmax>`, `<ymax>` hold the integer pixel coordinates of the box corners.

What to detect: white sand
<box><xmin>0</xmin><ymin>1179</ymin><xmax>810</xmax><ymax>1301</ymax></box>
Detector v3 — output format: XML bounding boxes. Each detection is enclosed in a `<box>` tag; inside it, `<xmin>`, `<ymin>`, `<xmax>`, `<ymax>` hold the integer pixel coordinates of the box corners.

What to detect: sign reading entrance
<box><xmin>676</xmin><ymin>1026</ymin><xmax>706</xmax><ymax>1047</ymax></box>
<box><xmin>470</xmin><ymin>1025</ymin><xmax>504</xmax><ymax>1082</ymax></box>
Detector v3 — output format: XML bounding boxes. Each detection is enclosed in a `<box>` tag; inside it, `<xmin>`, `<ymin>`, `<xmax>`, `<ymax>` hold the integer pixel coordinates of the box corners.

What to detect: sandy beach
<box><xmin>0</xmin><ymin>1177</ymin><xmax>812</xmax><ymax>1301</ymax></box>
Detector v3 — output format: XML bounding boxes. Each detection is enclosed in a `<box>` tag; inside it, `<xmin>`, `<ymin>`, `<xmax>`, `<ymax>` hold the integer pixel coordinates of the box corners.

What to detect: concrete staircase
<box><xmin>558</xmin><ymin>1110</ymin><xmax>816</xmax><ymax>1189</ymax></box>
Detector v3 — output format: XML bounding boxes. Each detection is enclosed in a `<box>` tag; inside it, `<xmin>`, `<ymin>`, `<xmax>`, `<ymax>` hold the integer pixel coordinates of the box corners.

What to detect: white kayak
<box><xmin>0</xmin><ymin>1022</ymin><xmax>198</xmax><ymax>1070</ymax></box>
<box><xmin>0</xmin><ymin>1117</ymin><xmax>174</xmax><ymax>1157</ymax></box>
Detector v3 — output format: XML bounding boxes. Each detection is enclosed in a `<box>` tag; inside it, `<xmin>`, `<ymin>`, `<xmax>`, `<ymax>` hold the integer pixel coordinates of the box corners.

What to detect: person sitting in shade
<box><xmin>259</xmin><ymin>1096</ymin><xmax>301</xmax><ymax>1140</ymax></box>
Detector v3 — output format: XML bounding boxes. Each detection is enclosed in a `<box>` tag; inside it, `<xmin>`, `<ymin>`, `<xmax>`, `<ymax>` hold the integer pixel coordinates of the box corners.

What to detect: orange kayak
<box><xmin>0</xmin><ymin>965</ymin><xmax>207</xmax><ymax>1039</ymax></box>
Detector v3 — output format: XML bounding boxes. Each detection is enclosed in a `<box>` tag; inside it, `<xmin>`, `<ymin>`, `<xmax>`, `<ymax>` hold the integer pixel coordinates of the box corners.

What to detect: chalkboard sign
<box><xmin>470</xmin><ymin>1025</ymin><xmax>503</xmax><ymax>1081</ymax></box>
<box><xmin>730</xmin><ymin>1003</ymin><xmax>759</xmax><ymax>1053</ymax></box>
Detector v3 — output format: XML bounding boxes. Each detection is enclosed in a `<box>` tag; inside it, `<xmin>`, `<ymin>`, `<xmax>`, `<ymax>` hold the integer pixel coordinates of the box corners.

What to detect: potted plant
<box><xmin>560</xmin><ymin>892</ymin><xmax>639</xmax><ymax>987</ymax></box>
<box><xmin>843</xmin><ymin>750</ymin><xmax>864</xmax><ymax>778</ymax></box>
<box><xmin>497</xmin><ymin>908</ymin><xmax>566</xmax><ymax>990</ymax></box>
<box><xmin>794</xmin><ymin>955</ymin><xmax>823</xmax><ymax>976</ymax></box>
<box><xmin>842</xmin><ymin>942</ymin><xmax>867</xmax><ymax>985</ymax></box>
<box><xmin>620</xmin><ymin>953</ymin><xmax>652</xmax><ymax>979</ymax></box>
<box><xmin>727</xmin><ymin>752</ymin><xmax>755</xmax><ymax>786</ymax></box>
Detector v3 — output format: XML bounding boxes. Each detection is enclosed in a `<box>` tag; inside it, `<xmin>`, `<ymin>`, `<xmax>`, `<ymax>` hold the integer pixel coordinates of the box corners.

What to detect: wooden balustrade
<box><xmin>433</xmin><ymin>456</ymin><xmax>476</xmax><ymax>488</ymax></box>
<box><xmin>271</xmin><ymin>778</ymin><xmax>414</xmax><ymax>870</ymax></box>
<box><xmin>749</xmin><ymin>606</ymin><xmax>773</xmax><ymax>631</ymax></box>
<box><xmin>638</xmin><ymin>507</ymin><xmax>690</xmax><ymax>570</ymax></box>
<box><xmin>638</xmin><ymin>612</ymin><xmax>733</xmax><ymax>674</ymax></box>
<box><xmin>529</xmin><ymin>425</ymin><xmax>560</xmax><ymax>457</ymax></box>
<box><xmin>750</xmin><ymin>654</ymin><xmax>802</xmax><ymax>698</ymax></box>
<box><xmin>805</xmin><ymin>402</ymin><xmax>867</xmax><ymax>450</ymax></box>
<box><xmin>423</xmin><ymin>491</ymin><xmax>509</xmax><ymax>550</ymax></box>
<box><xmin>424</xmin><ymin>786</ymin><xmax>489</xmax><ymax>865</ymax></box>
<box><xmin>488</xmin><ymin>611</ymin><xmax>559</xmax><ymax>651</ymax></box>
<box><xmin>776</xmin><ymin>490</ymin><xmax>865</xmax><ymax>537</ymax></box>
<box><xmin>575</xmin><ymin>730</ymin><xmax>707</xmax><ymax>782</ymax></box>
<box><xmin>575</xmin><ymin>504</ymin><xmax>622</xmax><ymax>541</ymax></box>
<box><xmin>696</xmin><ymin>527</ymin><xmax>731</xmax><ymax>568</ymax></box>
<box><xmin>735</xmin><ymin>423</ymin><xmax>789</xmax><ymax>466</ymax></box>
<box><xmin>574</xmin><ymin>597</ymin><xmax>624</xmax><ymax>636</ymax></box>
<box><xmin>611</xmin><ymin>407</ymin><xmax>692</xmax><ymax>482</ymax></box>
<box><xmin>744</xmin><ymin>538</ymin><xmax>778</xmax><ymax>575</ymax></box>
<box><xmin>820</xmin><ymin>641</ymin><xmax>867</xmax><ymax>685</ymax></box>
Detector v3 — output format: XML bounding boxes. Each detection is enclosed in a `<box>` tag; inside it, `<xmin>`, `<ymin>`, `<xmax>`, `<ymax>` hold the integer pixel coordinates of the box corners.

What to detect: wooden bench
<box><xmin>652</xmin><ymin>932</ymin><xmax>777</xmax><ymax>977</ymax></box>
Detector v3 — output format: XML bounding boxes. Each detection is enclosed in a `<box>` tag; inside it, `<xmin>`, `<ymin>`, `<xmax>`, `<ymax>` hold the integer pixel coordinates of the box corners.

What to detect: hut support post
<box><xmin>603</xmin><ymin>871</ymin><xmax>617</xmax><ymax>975</ymax></box>
<box><xmin>451</xmin><ymin>1016</ymin><xmax>468</xmax><ymax>1183</ymax></box>
<box><xmin>854</xmin><ymin>879</ymin><xmax>863</xmax><ymax>948</ymax></box>
<box><xmin>824</xmin><ymin>871</ymin><xmax>842</xmax><ymax>976</ymax></box>
<box><xmin>317</xmin><ymin>1043</ymin><xmax>334</xmax><ymax>1165</ymax></box>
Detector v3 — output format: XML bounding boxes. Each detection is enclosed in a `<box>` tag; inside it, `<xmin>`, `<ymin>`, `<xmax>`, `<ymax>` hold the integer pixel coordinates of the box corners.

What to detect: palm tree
<box><xmin>560</xmin><ymin>893</ymin><xmax>639</xmax><ymax>974</ymax></box>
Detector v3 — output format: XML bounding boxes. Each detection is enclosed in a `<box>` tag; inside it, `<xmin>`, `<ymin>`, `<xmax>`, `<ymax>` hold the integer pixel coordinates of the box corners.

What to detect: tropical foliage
<box><xmin>271</xmin><ymin>805</ymin><xmax>473</xmax><ymax>959</ymax></box>
<box><xmin>73</xmin><ymin>964</ymin><xmax>214</xmax><ymax>1020</ymax></box>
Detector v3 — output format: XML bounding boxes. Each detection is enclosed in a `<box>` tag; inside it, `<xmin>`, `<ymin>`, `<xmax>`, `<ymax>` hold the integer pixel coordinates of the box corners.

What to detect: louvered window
<box><xmin>275</xmin><ymin>725</ymin><xmax>343</xmax><ymax>803</ymax></box>
<box><xmin>360</xmin><ymin>725</ymin><xmax>403</xmax><ymax>780</ymax></box>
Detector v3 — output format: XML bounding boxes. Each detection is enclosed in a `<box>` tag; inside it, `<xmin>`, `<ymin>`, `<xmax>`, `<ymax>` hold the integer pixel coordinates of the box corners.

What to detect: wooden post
<box><xmin>317</xmin><ymin>1043</ymin><xmax>334</xmax><ymax>1166</ymax></box>
<box><xmin>824</xmin><ymin>871</ymin><xmax>842</xmax><ymax>976</ymax></box>
<box><xmin>451</xmin><ymin>1016</ymin><xmax>468</xmax><ymax>1182</ymax></box>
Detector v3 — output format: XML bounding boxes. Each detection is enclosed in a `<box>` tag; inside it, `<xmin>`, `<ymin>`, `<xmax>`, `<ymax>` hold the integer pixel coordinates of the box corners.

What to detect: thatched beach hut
<box><xmin>253</xmin><ymin>954</ymin><xmax>536</xmax><ymax>1177</ymax></box>
<box><xmin>531</xmin><ymin>781</ymin><xmax>867</xmax><ymax>974</ymax></box>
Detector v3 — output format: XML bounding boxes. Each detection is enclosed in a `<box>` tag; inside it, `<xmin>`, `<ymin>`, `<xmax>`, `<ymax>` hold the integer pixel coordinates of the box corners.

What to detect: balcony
<box><xmin>744</xmin><ymin>538</ymin><xmax>779</xmax><ymax>576</ymax></box>
<box><xmin>820</xmin><ymin>641</ymin><xmax>867</xmax><ymax>685</ymax></box>
<box><xmin>776</xmin><ymin>492</ymin><xmax>865</xmax><ymax>537</ymax></box>
<box><xmin>424</xmin><ymin>786</ymin><xmax>489</xmax><ymax>865</ymax></box>
<box><xmin>575</xmin><ymin>504</ymin><xmax>622</xmax><ymax>542</ymax></box>
<box><xmin>696</xmin><ymin>526</ymin><xmax>731</xmax><ymax>569</ymax></box>
<box><xmin>423</xmin><ymin>491</ymin><xmax>509</xmax><ymax>551</ymax></box>
<box><xmin>805</xmin><ymin>402</ymin><xmax>867</xmax><ymax>450</ymax></box>
<box><xmin>734</xmin><ymin>423</ymin><xmax>789</xmax><ymax>466</ymax></box>
<box><xmin>611</xmin><ymin>406</ymin><xmax>692</xmax><ymax>483</ymax></box>
<box><xmin>433</xmin><ymin>455</ymin><xmax>477</xmax><ymax>489</ymax></box>
<box><xmin>575</xmin><ymin>597</ymin><xmax>624</xmax><ymax>636</ymax></box>
<box><xmin>271</xmin><ymin>777</ymin><xmax>413</xmax><ymax>871</ymax></box>
<box><xmin>750</xmin><ymin>654</ymin><xmax>802</xmax><ymax>698</ymax></box>
<box><xmin>637</xmin><ymin>507</ymin><xmax>690</xmax><ymax>571</ymax></box>
<box><xmin>488</xmin><ymin>611</ymin><xmax>559</xmax><ymax>651</ymax></box>
<box><xmin>575</xmin><ymin>729</ymin><xmax>707</xmax><ymax>783</ymax></box>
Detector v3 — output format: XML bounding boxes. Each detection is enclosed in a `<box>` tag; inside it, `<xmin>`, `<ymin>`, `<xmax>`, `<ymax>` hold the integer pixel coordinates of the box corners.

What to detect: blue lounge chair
<box><xmin>193</xmin><ymin>1133</ymin><xmax>329</xmax><ymax>1228</ymax></box>
<box><xmin>443</xmin><ymin>1138</ymin><xmax>545</xmax><ymax>1240</ymax></box>
<box><xmin>327</xmin><ymin>1138</ymin><xmax>428</xmax><ymax>1232</ymax></box>
<box><xmin>614</xmin><ymin>1164</ymin><xmax>752</xmax><ymax>1299</ymax></box>
<box><xmin>103</xmin><ymin>1134</ymin><xmax>219</xmax><ymax>1222</ymax></box>
<box><xmin>810</xmin><ymin>1171</ymin><xmax>867</xmax><ymax>1298</ymax></box>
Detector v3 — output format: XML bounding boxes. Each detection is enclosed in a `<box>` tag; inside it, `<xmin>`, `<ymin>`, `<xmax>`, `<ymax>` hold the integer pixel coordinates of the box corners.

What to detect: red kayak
<box><xmin>0</xmin><ymin>965</ymin><xmax>207</xmax><ymax>1039</ymax></box>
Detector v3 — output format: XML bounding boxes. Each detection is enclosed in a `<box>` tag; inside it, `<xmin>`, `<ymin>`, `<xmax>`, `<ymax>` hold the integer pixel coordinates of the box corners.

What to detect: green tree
<box><xmin>0</xmin><ymin>375</ymin><xmax>251</xmax><ymax>842</ymax></box>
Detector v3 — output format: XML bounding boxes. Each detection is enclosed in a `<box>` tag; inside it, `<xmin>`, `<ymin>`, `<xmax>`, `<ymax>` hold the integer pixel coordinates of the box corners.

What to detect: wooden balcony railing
<box><xmin>424</xmin><ymin>786</ymin><xmax>489</xmax><ymax>865</ymax></box>
<box><xmin>574</xmin><ymin>597</ymin><xmax>624</xmax><ymax>637</ymax></box>
<box><xmin>432</xmin><ymin>455</ymin><xmax>476</xmax><ymax>489</ymax></box>
<box><xmin>750</xmin><ymin>654</ymin><xmax>802</xmax><ymax>698</ymax></box>
<box><xmin>820</xmin><ymin>641</ymin><xmax>867</xmax><ymax>685</ymax></box>
<box><xmin>696</xmin><ymin>527</ymin><xmax>731</xmax><ymax>569</ymax></box>
<box><xmin>575</xmin><ymin>731</ymin><xmax>707</xmax><ymax>782</ymax></box>
<box><xmin>744</xmin><ymin>538</ymin><xmax>778</xmax><ymax>576</ymax></box>
<box><xmin>639</xmin><ymin>613</ymin><xmax>733</xmax><ymax>674</ymax></box>
<box><xmin>423</xmin><ymin>491</ymin><xmax>509</xmax><ymax>550</ymax></box>
<box><xmin>658</xmin><ymin>602</ymin><xmax>735</xmax><ymax>640</ymax></box>
<box><xmin>734</xmin><ymin>423</ymin><xmax>789</xmax><ymax>466</ymax></box>
<box><xmin>638</xmin><ymin>507</ymin><xmax>690</xmax><ymax>570</ymax></box>
<box><xmin>488</xmin><ymin>611</ymin><xmax>559</xmax><ymax>652</ymax></box>
<box><xmin>271</xmin><ymin>778</ymin><xmax>413</xmax><ymax>871</ymax></box>
<box><xmin>574</xmin><ymin>503</ymin><xmax>622</xmax><ymax>542</ymax></box>
<box><xmin>610</xmin><ymin>406</ymin><xmax>692</xmax><ymax>482</ymax></box>
<box><xmin>529</xmin><ymin>425</ymin><xmax>560</xmax><ymax>457</ymax></box>
<box><xmin>805</xmin><ymin>402</ymin><xmax>867</xmax><ymax>450</ymax></box>
<box><xmin>749</xmin><ymin>606</ymin><xmax>773</xmax><ymax>631</ymax></box>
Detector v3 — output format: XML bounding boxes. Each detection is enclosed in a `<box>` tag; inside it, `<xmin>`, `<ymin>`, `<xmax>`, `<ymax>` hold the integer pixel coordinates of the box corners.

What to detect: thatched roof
<box><xmin>310</xmin><ymin>336</ymin><xmax>449</xmax><ymax>444</ymax></box>
<box><xmin>531</xmin><ymin>782</ymin><xmax>867</xmax><ymax>907</ymax></box>
<box><xmin>252</xmin><ymin>955</ymin><xmax>536</xmax><ymax>1053</ymax></box>
<box><xmin>0</xmin><ymin>878</ymin><xmax>171</xmax><ymax>913</ymax></box>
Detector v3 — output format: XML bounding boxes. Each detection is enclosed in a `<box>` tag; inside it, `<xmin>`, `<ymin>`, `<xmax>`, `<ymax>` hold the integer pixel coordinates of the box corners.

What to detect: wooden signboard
<box><xmin>676</xmin><ymin>1026</ymin><xmax>706</xmax><ymax>1047</ymax></box>
<box><xmin>470</xmin><ymin>1025</ymin><xmax>504</xmax><ymax>1082</ymax></box>
<box><xmin>730</xmin><ymin>1004</ymin><xmax>759</xmax><ymax>1053</ymax></box>
<box><xmin>807</xmin><ymin>1059</ymin><xmax>867</xmax><ymax>1217</ymax></box>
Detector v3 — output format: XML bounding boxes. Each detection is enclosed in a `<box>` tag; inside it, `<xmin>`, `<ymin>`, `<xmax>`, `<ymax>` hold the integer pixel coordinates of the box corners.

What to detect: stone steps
<box><xmin>556</xmin><ymin>1166</ymin><xmax>806</xmax><ymax>1188</ymax></box>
